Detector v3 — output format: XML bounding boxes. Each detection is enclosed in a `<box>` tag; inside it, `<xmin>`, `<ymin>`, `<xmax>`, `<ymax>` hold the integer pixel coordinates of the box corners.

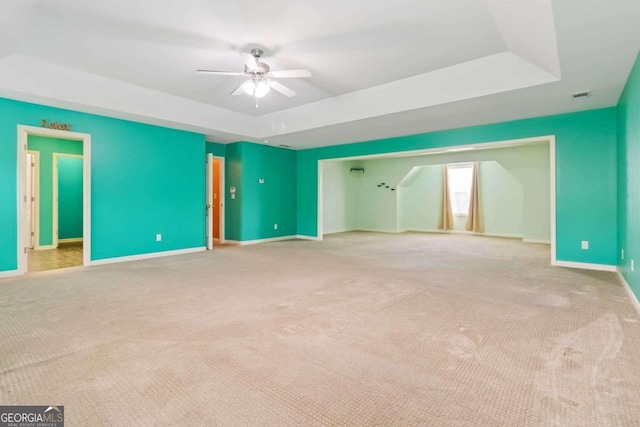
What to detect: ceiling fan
<box><xmin>197</xmin><ymin>48</ymin><xmax>312</xmax><ymax>108</ymax></box>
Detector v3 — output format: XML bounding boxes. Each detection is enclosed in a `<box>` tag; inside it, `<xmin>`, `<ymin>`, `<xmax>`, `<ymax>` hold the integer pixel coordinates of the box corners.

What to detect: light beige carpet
<box><xmin>1</xmin><ymin>232</ymin><xmax>639</xmax><ymax>426</ymax></box>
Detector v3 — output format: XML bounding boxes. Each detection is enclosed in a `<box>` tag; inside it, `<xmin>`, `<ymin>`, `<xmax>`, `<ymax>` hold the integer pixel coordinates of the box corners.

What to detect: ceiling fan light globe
<box><xmin>241</xmin><ymin>80</ymin><xmax>271</xmax><ymax>98</ymax></box>
<box><xmin>254</xmin><ymin>81</ymin><xmax>271</xmax><ymax>98</ymax></box>
<box><xmin>242</xmin><ymin>80</ymin><xmax>256</xmax><ymax>96</ymax></box>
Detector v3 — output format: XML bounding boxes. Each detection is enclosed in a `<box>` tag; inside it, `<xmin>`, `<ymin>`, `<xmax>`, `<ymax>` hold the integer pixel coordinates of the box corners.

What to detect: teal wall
<box><xmin>206</xmin><ymin>142</ymin><xmax>226</xmax><ymax>157</ymax></box>
<box><xmin>225</xmin><ymin>142</ymin><xmax>243</xmax><ymax>241</ymax></box>
<box><xmin>223</xmin><ymin>142</ymin><xmax>296</xmax><ymax>241</ymax></box>
<box><xmin>57</xmin><ymin>156</ymin><xmax>84</xmax><ymax>240</ymax></box>
<box><xmin>27</xmin><ymin>136</ymin><xmax>83</xmax><ymax>246</ymax></box>
<box><xmin>0</xmin><ymin>97</ymin><xmax>206</xmax><ymax>272</ymax></box>
<box><xmin>618</xmin><ymin>51</ymin><xmax>640</xmax><ymax>298</ymax></box>
<box><xmin>298</xmin><ymin>108</ymin><xmax>618</xmax><ymax>266</ymax></box>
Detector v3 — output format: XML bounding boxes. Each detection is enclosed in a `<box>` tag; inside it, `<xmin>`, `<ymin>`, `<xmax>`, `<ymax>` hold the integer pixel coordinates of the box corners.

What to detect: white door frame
<box><xmin>206</xmin><ymin>154</ymin><xmax>225</xmax><ymax>249</ymax></box>
<box><xmin>17</xmin><ymin>125</ymin><xmax>91</xmax><ymax>274</ymax></box>
<box><xmin>317</xmin><ymin>135</ymin><xmax>557</xmax><ymax>265</ymax></box>
<box><xmin>52</xmin><ymin>153</ymin><xmax>84</xmax><ymax>248</ymax></box>
<box><xmin>26</xmin><ymin>150</ymin><xmax>40</xmax><ymax>250</ymax></box>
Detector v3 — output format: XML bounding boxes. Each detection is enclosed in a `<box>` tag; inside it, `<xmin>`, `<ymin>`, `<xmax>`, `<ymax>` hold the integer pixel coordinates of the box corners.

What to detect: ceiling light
<box><xmin>242</xmin><ymin>80</ymin><xmax>271</xmax><ymax>98</ymax></box>
<box><xmin>446</xmin><ymin>147</ymin><xmax>474</xmax><ymax>152</ymax></box>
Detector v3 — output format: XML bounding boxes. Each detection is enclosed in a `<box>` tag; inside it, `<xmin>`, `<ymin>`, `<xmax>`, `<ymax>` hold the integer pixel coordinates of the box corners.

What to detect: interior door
<box><xmin>25</xmin><ymin>153</ymin><xmax>35</xmax><ymax>249</ymax></box>
<box><xmin>213</xmin><ymin>159</ymin><xmax>221</xmax><ymax>240</ymax></box>
<box><xmin>206</xmin><ymin>154</ymin><xmax>213</xmax><ymax>250</ymax></box>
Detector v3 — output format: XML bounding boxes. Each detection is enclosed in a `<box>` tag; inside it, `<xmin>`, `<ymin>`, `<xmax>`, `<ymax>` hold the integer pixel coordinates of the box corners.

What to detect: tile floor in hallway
<box><xmin>27</xmin><ymin>242</ymin><xmax>83</xmax><ymax>272</ymax></box>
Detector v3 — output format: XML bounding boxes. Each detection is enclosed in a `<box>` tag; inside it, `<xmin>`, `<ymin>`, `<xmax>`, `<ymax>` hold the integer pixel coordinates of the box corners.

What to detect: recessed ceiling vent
<box><xmin>572</xmin><ymin>90</ymin><xmax>591</xmax><ymax>99</ymax></box>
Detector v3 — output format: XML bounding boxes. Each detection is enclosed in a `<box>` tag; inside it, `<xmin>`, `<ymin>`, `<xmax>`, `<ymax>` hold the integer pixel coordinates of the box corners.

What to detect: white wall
<box><xmin>398</xmin><ymin>161</ymin><xmax>524</xmax><ymax>236</ymax></box>
<box><xmin>349</xmin><ymin>169</ymin><xmax>399</xmax><ymax>232</ymax></box>
<box><xmin>322</xmin><ymin>160</ymin><xmax>355</xmax><ymax>234</ymax></box>
<box><xmin>322</xmin><ymin>143</ymin><xmax>550</xmax><ymax>242</ymax></box>
<box><xmin>397</xmin><ymin>166</ymin><xmax>441</xmax><ymax>231</ymax></box>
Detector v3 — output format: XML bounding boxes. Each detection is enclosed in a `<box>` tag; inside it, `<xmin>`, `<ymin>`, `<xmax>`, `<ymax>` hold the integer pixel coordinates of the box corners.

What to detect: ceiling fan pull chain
<box><xmin>254</xmin><ymin>85</ymin><xmax>259</xmax><ymax>108</ymax></box>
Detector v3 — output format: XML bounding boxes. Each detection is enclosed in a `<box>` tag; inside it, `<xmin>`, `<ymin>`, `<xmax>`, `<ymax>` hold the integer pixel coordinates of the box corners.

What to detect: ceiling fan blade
<box><xmin>270</xmin><ymin>69</ymin><xmax>312</xmax><ymax>78</ymax></box>
<box><xmin>231</xmin><ymin>83</ymin><xmax>246</xmax><ymax>96</ymax></box>
<box><xmin>269</xmin><ymin>81</ymin><xmax>296</xmax><ymax>97</ymax></box>
<box><xmin>197</xmin><ymin>70</ymin><xmax>245</xmax><ymax>76</ymax></box>
<box><xmin>240</xmin><ymin>52</ymin><xmax>260</xmax><ymax>71</ymax></box>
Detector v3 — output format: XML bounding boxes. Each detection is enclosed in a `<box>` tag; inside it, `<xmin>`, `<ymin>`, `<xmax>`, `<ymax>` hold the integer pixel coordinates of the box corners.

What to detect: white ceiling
<box><xmin>1</xmin><ymin>0</ymin><xmax>638</xmax><ymax>149</ymax></box>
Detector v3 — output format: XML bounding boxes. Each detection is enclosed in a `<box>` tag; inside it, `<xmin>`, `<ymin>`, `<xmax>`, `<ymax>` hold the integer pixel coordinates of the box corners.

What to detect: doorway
<box><xmin>17</xmin><ymin>125</ymin><xmax>91</xmax><ymax>274</ymax></box>
<box><xmin>24</xmin><ymin>151</ymin><xmax>39</xmax><ymax>251</ymax></box>
<box><xmin>317</xmin><ymin>135</ymin><xmax>558</xmax><ymax>264</ymax></box>
<box><xmin>206</xmin><ymin>154</ymin><xmax>225</xmax><ymax>249</ymax></box>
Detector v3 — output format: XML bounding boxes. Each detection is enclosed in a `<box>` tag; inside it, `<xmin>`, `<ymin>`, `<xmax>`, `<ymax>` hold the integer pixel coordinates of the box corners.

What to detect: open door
<box><xmin>206</xmin><ymin>154</ymin><xmax>225</xmax><ymax>250</ymax></box>
<box><xmin>206</xmin><ymin>154</ymin><xmax>213</xmax><ymax>250</ymax></box>
<box><xmin>212</xmin><ymin>158</ymin><xmax>221</xmax><ymax>241</ymax></box>
<box><xmin>25</xmin><ymin>153</ymin><xmax>36</xmax><ymax>249</ymax></box>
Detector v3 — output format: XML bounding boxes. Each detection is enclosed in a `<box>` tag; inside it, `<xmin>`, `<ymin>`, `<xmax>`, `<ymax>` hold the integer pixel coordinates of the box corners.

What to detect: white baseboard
<box><xmin>617</xmin><ymin>269</ymin><xmax>640</xmax><ymax>315</ymax></box>
<box><xmin>401</xmin><ymin>228</ymin><xmax>524</xmax><ymax>239</ymax></box>
<box><xmin>523</xmin><ymin>239</ymin><xmax>551</xmax><ymax>244</ymax></box>
<box><xmin>34</xmin><ymin>245</ymin><xmax>56</xmax><ymax>250</ymax></box>
<box><xmin>225</xmin><ymin>235</ymin><xmax>298</xmax><ymax>246</ymax></box>
<box><xmin>89</xmin><ymin>247</ymin><xmax>206</xmax><ymax>266</ymax></box>
<box><xmin>322</xmin><ymin>229</ymin><xmax>356</xmax><ymax>235</ymax></box>
<box><xmin>0</xmin><ymin>269</ymin><xmax>21</xmax><ymax>279</ymax></box>
<box><xmin>353</xmin><ymin>228</ymin><xmax>399</xmax><ymax>233</ymax></box>
<box><xmin>296</xmin><ymin>235</ymin><xmax>322</xmax><ymax>241</ymax></box>
<box><xmin>553</xmin><ymin>260</ymin><xmax>617</xmax><ymax>272</ymax></box>
<box><xmin>59</xmin><ymin>238</ymin><xmax>83</xmax><ymax>243</ymax></box>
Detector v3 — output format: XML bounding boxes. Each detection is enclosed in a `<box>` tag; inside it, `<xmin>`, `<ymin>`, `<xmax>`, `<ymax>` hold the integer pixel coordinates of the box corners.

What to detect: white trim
<box><xmin>206</xmin><ymin>154</ymin><xmax>226</xmax><ymax>249</ymax></box>
<box><xmin>34</xmin><ymin>245</ymin><xmax>56</xmax><ymax>250</ymax></box>
<box><xmin>225</xmin><ymin>235</ymin><xmax>298</xmax><ymax>246</ymax></box>
<box><xmin>322</xmin><ymin>229</ymin><xmax>357</xmax><ymax>235</ymax></box>
<box><xmin>617</xmin><ymin>269</ymin><xmax>640</xmax><ymax>316</ymax></box>
<box><xmin>214</xmin><ymin>155</ymin><xmax>225</xmax><ymax>244</ymax></box>
<box><xmin>89</xmin><ymin>247</ymin><xmax>206</xmax><ymax>266</ymax></box>
<box><xmin>549</xmin><ymin>136</ymin><xmax>557</xmax><ymax>266</ymax></box>
<box><xmin>296</xmin><ymin>234</ymin><xmax>322</xmax><ymax>241</ymax></box>
<box><xmin>353</xmin><ymin>228</ymin><xmax>401</xmax><ymax>234</ymax></box>
<box><xmin>317</xmin><ymin>161</ymin><xmax>323</xmax><ymax>240</ymax></box>
<box><xmin>17</xmin><ymin>125</ymin><xmax>91</xmax><ymax>275</ymax></box>
<box><xmin>523</xmin><ymin>239</ymin><xmax>551</xmax><ymax>244</ymax></box>
<box><xmin>0</xmin><ymin>269</ymin><xmax>21</xmax><ymax>279</ymax></box>
<box><xmin>553</xmin><ymin>260</ymin><xmax>616</xmax><ymax>272</ymax></box>
<box><xmin>59</xmin><ymin>238</ymin><xmax>83</xmax><ymax>243</ymax></box>
<box><xmin>52</xmin><ymin>153</ymin><xmax>83</xmax><ymax>249</ymax></box>
<box><xmin>27</xmin><ymin>150</ymin><xmax>40</xmax><ymax>250</ymax></box>
<box><xmin>328</xmin><ymin>136</ymin><xmax>553</xmax><ymax>162</ymax></box>
<box><xmin>206</xmin><ymin>154</ymin><xmax>212</xmax><ymax>250</ymax></box>
<box><xmin>403</xmin><ymin>228</ymin><xmax>524</xmax><ymax>239</ymax></box>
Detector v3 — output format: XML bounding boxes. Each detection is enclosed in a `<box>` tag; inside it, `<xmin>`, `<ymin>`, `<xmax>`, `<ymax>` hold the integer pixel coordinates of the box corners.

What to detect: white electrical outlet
<box><xmin>581</xmin><ymin>241</ymin><xmax>589</xmax><ymax>250</ymax></box>
<box><xmin>274</xmin><ymin>224</ymin><xmax>278</xmax><ymax>230</ymax></box>
<box><xmin>156</xmin><ymin>234</ymin><xmax>162</xmax><ymax>242</ymax></box>
<box><xmin>259</xmin><ymin>178</ymin><xmax>265</xmax><ymax>184</ymax></box>
<box><xmin>622</xmin><ymin>249</ymin><xmax>625</xmax><ymax>260</ymax></box>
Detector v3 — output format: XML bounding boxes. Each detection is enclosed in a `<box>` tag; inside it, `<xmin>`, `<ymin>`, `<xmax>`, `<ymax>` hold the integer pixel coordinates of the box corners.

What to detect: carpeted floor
<box><xmin>1</xmin><ymin>232</ymin><xmax>639</xmax><ymax>426</ymax></box>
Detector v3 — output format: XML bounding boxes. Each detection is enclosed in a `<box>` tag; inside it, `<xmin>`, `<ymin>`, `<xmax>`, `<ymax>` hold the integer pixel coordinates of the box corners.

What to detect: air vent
<box><xmin>572</xmin><ymin>90</ymin><xmax>591</xmax><ymax>99</ymax></box>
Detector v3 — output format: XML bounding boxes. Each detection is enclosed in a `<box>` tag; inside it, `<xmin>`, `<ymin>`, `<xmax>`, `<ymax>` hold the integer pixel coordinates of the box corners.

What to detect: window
<box><xmin>447</xmin><ymin>164</ymin><xmax>473</xmax><ymax>215</ymax></box>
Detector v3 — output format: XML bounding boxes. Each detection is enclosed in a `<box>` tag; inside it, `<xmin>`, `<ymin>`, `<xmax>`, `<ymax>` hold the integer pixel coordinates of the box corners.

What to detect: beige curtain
<box><xmin>465</xmin><ymin>163</ymin><xmax>484</xmax><ymax>232</ymax></box>
<box><xmin>437</xmin><ymin>165</ymin><xmax>454</xmax><ymax>230</ymax></box>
